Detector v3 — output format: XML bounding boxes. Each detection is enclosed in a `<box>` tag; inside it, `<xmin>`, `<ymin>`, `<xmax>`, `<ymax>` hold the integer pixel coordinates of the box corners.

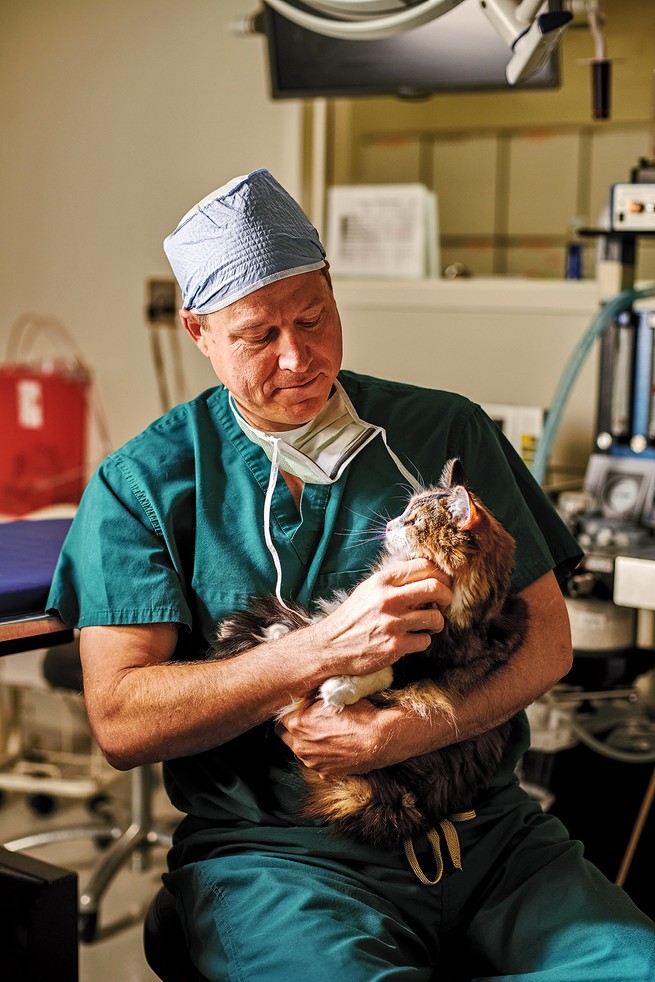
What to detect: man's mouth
<box><xmin>278</xmin><ymin>374</ymin><xmax>321</xmax><ymax>392</ymax></box>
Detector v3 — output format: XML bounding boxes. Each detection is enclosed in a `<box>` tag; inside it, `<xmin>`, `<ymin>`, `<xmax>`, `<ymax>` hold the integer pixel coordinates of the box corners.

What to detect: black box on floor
<box><xmin>0</xmin><ymin>846</ymin><xmax>78</xmax><ymax>982</ymax></box>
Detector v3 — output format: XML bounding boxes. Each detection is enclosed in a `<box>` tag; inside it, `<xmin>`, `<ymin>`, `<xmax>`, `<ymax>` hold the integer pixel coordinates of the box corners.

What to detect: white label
<box><xmin>17</xmin><ymin>379</ymin><xmax>44</xmax><ymax>429</ymax></box>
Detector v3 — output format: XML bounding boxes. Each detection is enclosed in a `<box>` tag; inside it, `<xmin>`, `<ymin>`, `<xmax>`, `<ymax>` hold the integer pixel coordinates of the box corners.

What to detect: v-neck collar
<box><xmin>212</xmin><ymin>387</ymin><xmax>348</xmax><ymax>577</ymax></box>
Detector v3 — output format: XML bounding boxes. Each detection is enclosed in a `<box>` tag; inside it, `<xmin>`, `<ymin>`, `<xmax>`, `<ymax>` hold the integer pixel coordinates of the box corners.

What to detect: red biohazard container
<box><xmin>0</xmin><ymin>362</ymin><xmax>90</xmax><ymax>516</ymax></box>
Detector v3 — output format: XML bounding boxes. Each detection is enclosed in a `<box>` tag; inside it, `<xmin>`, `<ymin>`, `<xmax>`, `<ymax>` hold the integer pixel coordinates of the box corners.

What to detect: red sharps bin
<box><xmin>0</xmin><ymin>362</ymin><xmax>90</xmax><ymax>516</ymax></box>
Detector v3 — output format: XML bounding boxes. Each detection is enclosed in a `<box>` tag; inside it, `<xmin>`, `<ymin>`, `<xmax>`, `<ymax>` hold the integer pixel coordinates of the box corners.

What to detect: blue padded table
<box><xmin>0</xmin><ymin>518</ymin><xmax>73</xmax><ymax>656</ymax></box>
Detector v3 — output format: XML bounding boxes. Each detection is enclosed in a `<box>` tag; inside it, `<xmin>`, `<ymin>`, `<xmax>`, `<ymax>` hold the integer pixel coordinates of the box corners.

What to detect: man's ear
<box><xmin>322</xmin><ymin>260</ymin><xmax>333</xmax><ymax>290</ymax></box>
<box><xmin>179</xmin><ymin>309</ymin><xmax>209</xmax><ymax>356</ymax></box>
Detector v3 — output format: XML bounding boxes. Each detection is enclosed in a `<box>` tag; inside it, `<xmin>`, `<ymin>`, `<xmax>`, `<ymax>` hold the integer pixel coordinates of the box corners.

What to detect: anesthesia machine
<box><xmin>525</xmin><ymin>161</ymin><xmax>655</xmax><ymax>916</ymax></box>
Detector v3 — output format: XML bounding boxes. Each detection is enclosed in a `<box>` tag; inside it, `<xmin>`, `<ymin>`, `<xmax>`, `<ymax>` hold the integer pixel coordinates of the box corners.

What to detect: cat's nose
<box><xmin>386</xmin><ymin>521</ymin><xmax>392</xmax><ymax>532</ymax></box>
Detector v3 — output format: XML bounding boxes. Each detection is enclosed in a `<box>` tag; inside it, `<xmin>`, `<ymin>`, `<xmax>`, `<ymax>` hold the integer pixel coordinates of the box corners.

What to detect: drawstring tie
<box><xmin>262</xmin><ymin>436</ymin><xmax>294</xmax><ymax>610</ymax></box>
<box><xmin>403</xmin><ymin>810</ymin><xmax>476</xmax><ymax>886</ymax></box>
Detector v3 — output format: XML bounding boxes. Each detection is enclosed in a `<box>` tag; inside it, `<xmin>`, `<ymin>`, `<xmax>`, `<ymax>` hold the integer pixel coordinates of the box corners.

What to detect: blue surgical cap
<box><xmin>163</xmin><ymin>168</ymin><xmax>326</xmax><ymax>315</ymax></box>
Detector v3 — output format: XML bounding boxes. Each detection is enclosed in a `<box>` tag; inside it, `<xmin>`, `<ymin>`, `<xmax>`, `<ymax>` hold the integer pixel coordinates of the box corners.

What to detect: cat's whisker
<box><xmin>336</xmin><ymin>525</ymin><xmax>386</xmax><ymax>539</ymax></box>
<box><xmin>335</xmin><ymin>522</ymin><xmax>387</xmax><ymax>537</ymax></box>
<box><xmin>393</xmin><ymin>480</ymin><xmax>425</xmax><ymax>498</ymax></box>
<box><xmin>342</xmin><ymin>505</ymin><xmax>393</xmax><ymax>526</ymax></box>
<box><xmin>369</xmin><ymin>507</ymin><xmax>394</xmax><ymax>524</ymax></box>
<box><xmin>339</xmin><ymin>534</ymin><xmax>387</xmax><ymax>551</ymax></box>
<box><xmin>336</xmin><ymin>513</ymin><xmax>390</xmax><ymax>544</ymax></box>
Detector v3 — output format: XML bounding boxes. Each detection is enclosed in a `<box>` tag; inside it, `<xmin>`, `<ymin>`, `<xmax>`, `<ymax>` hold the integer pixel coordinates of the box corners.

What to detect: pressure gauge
<box><xmin>602</xmin><ymin>474</ymin><xmax>642</xmax><ymax>518</ymax></box>
<box><xmin>584</xmin><ymin>454</ymin><xmax>655</xmax><ymax>528</ymax></box>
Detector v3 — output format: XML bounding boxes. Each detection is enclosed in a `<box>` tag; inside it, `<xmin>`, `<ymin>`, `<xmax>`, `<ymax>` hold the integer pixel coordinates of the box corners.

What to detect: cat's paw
<box><xmin>319</xmin><ymin>676</ymin><xmax>361</xmax><ymax>709</ymax></box>
<box><xmin>319</xmin><ymin>667</ymin><xmax>393</xmax><ymax>709</ymax></box>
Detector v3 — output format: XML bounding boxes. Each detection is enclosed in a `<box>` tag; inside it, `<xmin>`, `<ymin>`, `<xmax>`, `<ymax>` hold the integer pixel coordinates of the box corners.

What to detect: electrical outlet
<box><xmin>145</xmin><ymin>278</ymin><xmax>178</xmax><ymax>324</ymax></box>
<box><xmin>610</xmin><ymin>184</ymin><xmax>655</xmax><ymax>233</ymax></box>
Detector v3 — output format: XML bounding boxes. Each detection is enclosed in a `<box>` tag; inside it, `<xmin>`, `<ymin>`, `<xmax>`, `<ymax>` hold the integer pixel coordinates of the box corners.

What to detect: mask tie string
<box><xmin>335</xmin><ymin>380</ymin><xmax>422</xmax><ymax>494</ymax></box>
<box><xmin>262</xmin><ymin>436</ymin><xmax>294</xmax><ymax>611</ymax></box>
<box><xmin>379</xmin><ymin>430</ymin><xmax>422</xmax><ymax>493</ymax></box>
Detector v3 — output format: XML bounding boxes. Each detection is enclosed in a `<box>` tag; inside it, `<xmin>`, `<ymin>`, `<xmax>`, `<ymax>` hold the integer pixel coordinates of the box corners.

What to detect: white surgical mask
<box><xmin>229</xmin><ymin>380</ymin><xmax>420</xmax><ymax>605</ymax></box>
<box><xmin>231</xmin><ymin>381</ymin><xmax>382</xmax><ymax>485</ymax></box>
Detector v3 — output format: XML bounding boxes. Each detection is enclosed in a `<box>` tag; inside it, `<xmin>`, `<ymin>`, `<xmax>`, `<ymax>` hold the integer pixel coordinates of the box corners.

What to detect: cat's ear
<box><xmin>440</xmin><ymin>457</ymin><xmax>467</xmax><ymax>489</ymax></box>
<box><xmin>448</xmin><ymin>487</ymin><xmax>479</xmax><ymax>529</ymax></box>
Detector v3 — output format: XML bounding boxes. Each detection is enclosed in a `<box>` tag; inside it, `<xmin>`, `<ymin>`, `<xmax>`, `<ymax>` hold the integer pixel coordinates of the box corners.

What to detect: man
<box><xmin>48</xmin><ymin>169</ymin><xmax>655</xmax><ymax>980</ymax></box>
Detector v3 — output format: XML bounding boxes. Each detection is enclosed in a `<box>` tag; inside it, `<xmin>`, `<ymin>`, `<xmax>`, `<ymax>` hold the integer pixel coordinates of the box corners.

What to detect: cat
<box><xmin>210</xmin><ymin>458</ymin><xmax>528</xmax><ymax>853</ymax></box>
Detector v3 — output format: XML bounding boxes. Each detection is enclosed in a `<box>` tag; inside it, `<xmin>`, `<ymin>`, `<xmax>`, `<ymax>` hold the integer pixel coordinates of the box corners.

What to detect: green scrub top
<box><xmin>47</xmin><ymin>370</ymin><xmax>581</xmax><ymax>868</ymax></box>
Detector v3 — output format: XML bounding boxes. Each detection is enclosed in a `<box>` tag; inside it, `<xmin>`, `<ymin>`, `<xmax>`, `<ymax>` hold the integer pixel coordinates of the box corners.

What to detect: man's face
<box><xmin>182</xmin><ymin>269</ymin><xmax>343</xmax><ymax>432</ymax></box>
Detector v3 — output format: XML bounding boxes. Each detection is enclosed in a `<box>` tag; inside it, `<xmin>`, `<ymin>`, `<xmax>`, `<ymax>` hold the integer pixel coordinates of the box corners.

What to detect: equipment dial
<box><xmin>603</xmin><ymin>474</ymin><xmax>641</xmax><ymax>517</ymax></box>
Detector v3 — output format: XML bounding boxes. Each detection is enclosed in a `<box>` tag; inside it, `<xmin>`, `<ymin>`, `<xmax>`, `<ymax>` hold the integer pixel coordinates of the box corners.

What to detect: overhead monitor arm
<box><xmin>480</xmin><ymin>1</ymin><xmax>572</xmax><ymax>84</ymax></box>
<box><xmin>263</xmin><ymin>0</ymin><xmax>465</xmax><ymax>41</ymax></box>
<box><xmin>263</xmin><ymin>0</ymin><xmax>572</xmax><ymax>84</ymax></box>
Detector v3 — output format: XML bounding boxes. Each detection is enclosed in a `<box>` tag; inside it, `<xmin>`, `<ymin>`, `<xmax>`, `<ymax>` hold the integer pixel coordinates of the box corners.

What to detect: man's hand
<box><xmin>277</xmin><ymin>693</ymin><xmax>449</xmax><ymax>778</ymax></box>
<box><xmin>308</xmin><ymin>558</ymin><xmax>453</xmax><ymax>681</ymax></box>
<box><xmin>277</xmin><ymin>697</ymin><xmax>397</xmax><ymax>777</ymax></box>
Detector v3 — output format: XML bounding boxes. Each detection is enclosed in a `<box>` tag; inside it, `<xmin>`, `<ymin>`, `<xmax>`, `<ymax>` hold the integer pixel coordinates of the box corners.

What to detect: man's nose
<box><xmin>277</xmin><ymin>333</ymin><xmax>311</xmax><ymax>372</ymax></box>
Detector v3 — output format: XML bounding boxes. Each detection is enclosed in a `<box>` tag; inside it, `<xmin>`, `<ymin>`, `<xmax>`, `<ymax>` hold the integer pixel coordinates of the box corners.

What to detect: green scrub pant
<box><xmin>165</xmin><ymin>782</ymin><xmax>655</xmax><ymax>981</ymax></box>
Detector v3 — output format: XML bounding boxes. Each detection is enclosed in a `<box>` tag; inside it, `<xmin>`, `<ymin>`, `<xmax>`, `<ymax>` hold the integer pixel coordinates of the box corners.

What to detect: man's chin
<box><xmin>275</xmin><ymin>388</ymin><xmax>332</xmax><ymax>424</ymax></box>
<box><xmin>276</xmin><ymin>399</ymin><xmax>326</xmax><ymax>427</ymax></box>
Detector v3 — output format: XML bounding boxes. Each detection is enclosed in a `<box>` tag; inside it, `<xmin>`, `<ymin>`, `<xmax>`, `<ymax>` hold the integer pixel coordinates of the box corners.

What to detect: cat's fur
<box><xmin>210</xmin><ymin>458</ymin><xmax>528</xmax><ymax>848</ymax></box>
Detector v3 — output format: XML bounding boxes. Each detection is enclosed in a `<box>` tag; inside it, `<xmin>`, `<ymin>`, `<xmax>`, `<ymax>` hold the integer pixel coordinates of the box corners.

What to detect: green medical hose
<box><xmin>530</xmin><ymin>285</ymin><xmax>655</xmax><ymax>487</ymax></box>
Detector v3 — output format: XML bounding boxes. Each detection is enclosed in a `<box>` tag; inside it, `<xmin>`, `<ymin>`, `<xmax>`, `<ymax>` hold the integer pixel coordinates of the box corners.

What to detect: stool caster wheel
<box><xmin>87</xmin><ymin>792</ymin><xmax>112</xmax><ymax>819</ymax></box>
<box><xmin>78</xmin><ymin>910</ymin><xmax>98</xmax><ymax>943</ymax></box>
<box><xmin>28</xmin><ymin>793</ymin><xmax>58</xmax><ymax>815</ymax></box>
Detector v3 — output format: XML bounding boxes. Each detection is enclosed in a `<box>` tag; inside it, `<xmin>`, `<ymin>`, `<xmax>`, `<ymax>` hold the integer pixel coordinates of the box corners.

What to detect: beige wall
<box><xmin>0</xmin><ymin>0</ymin><xmax>303</xmax><ymax>458</ymax></box>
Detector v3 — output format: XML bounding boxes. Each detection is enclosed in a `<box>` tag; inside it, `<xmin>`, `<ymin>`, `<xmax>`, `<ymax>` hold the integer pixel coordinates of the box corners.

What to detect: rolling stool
<box><xmin>144</xmin><ymin>884</ymin><xmax>210</xmax><ymax>982</ymax></box>
<box><xmin>4</xmin><ymin>644</ymin><xmax>174</xmax><ymax>942</ymax></box>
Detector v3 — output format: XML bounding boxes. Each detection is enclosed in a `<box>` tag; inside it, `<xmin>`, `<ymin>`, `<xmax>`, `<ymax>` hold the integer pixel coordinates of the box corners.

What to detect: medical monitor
<box><xmin>260</xmin><ymin>1</ymin><xmax>561</xmax><ymax>100</ymax></box>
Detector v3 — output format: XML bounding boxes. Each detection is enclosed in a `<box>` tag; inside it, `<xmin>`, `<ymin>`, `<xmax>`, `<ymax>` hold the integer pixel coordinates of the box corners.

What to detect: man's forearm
<box><xmin>81</xmin><ymin>622</ymin><xmax>330</xmax><ymax>769</ymax></box>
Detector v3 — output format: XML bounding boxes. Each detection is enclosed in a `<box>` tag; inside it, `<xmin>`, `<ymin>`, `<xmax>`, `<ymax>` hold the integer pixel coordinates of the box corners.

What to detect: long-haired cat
<box><xmin>210</xmin><ymin>458</ymin><xmax>528</xmax><ymax>853</ymax></box>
